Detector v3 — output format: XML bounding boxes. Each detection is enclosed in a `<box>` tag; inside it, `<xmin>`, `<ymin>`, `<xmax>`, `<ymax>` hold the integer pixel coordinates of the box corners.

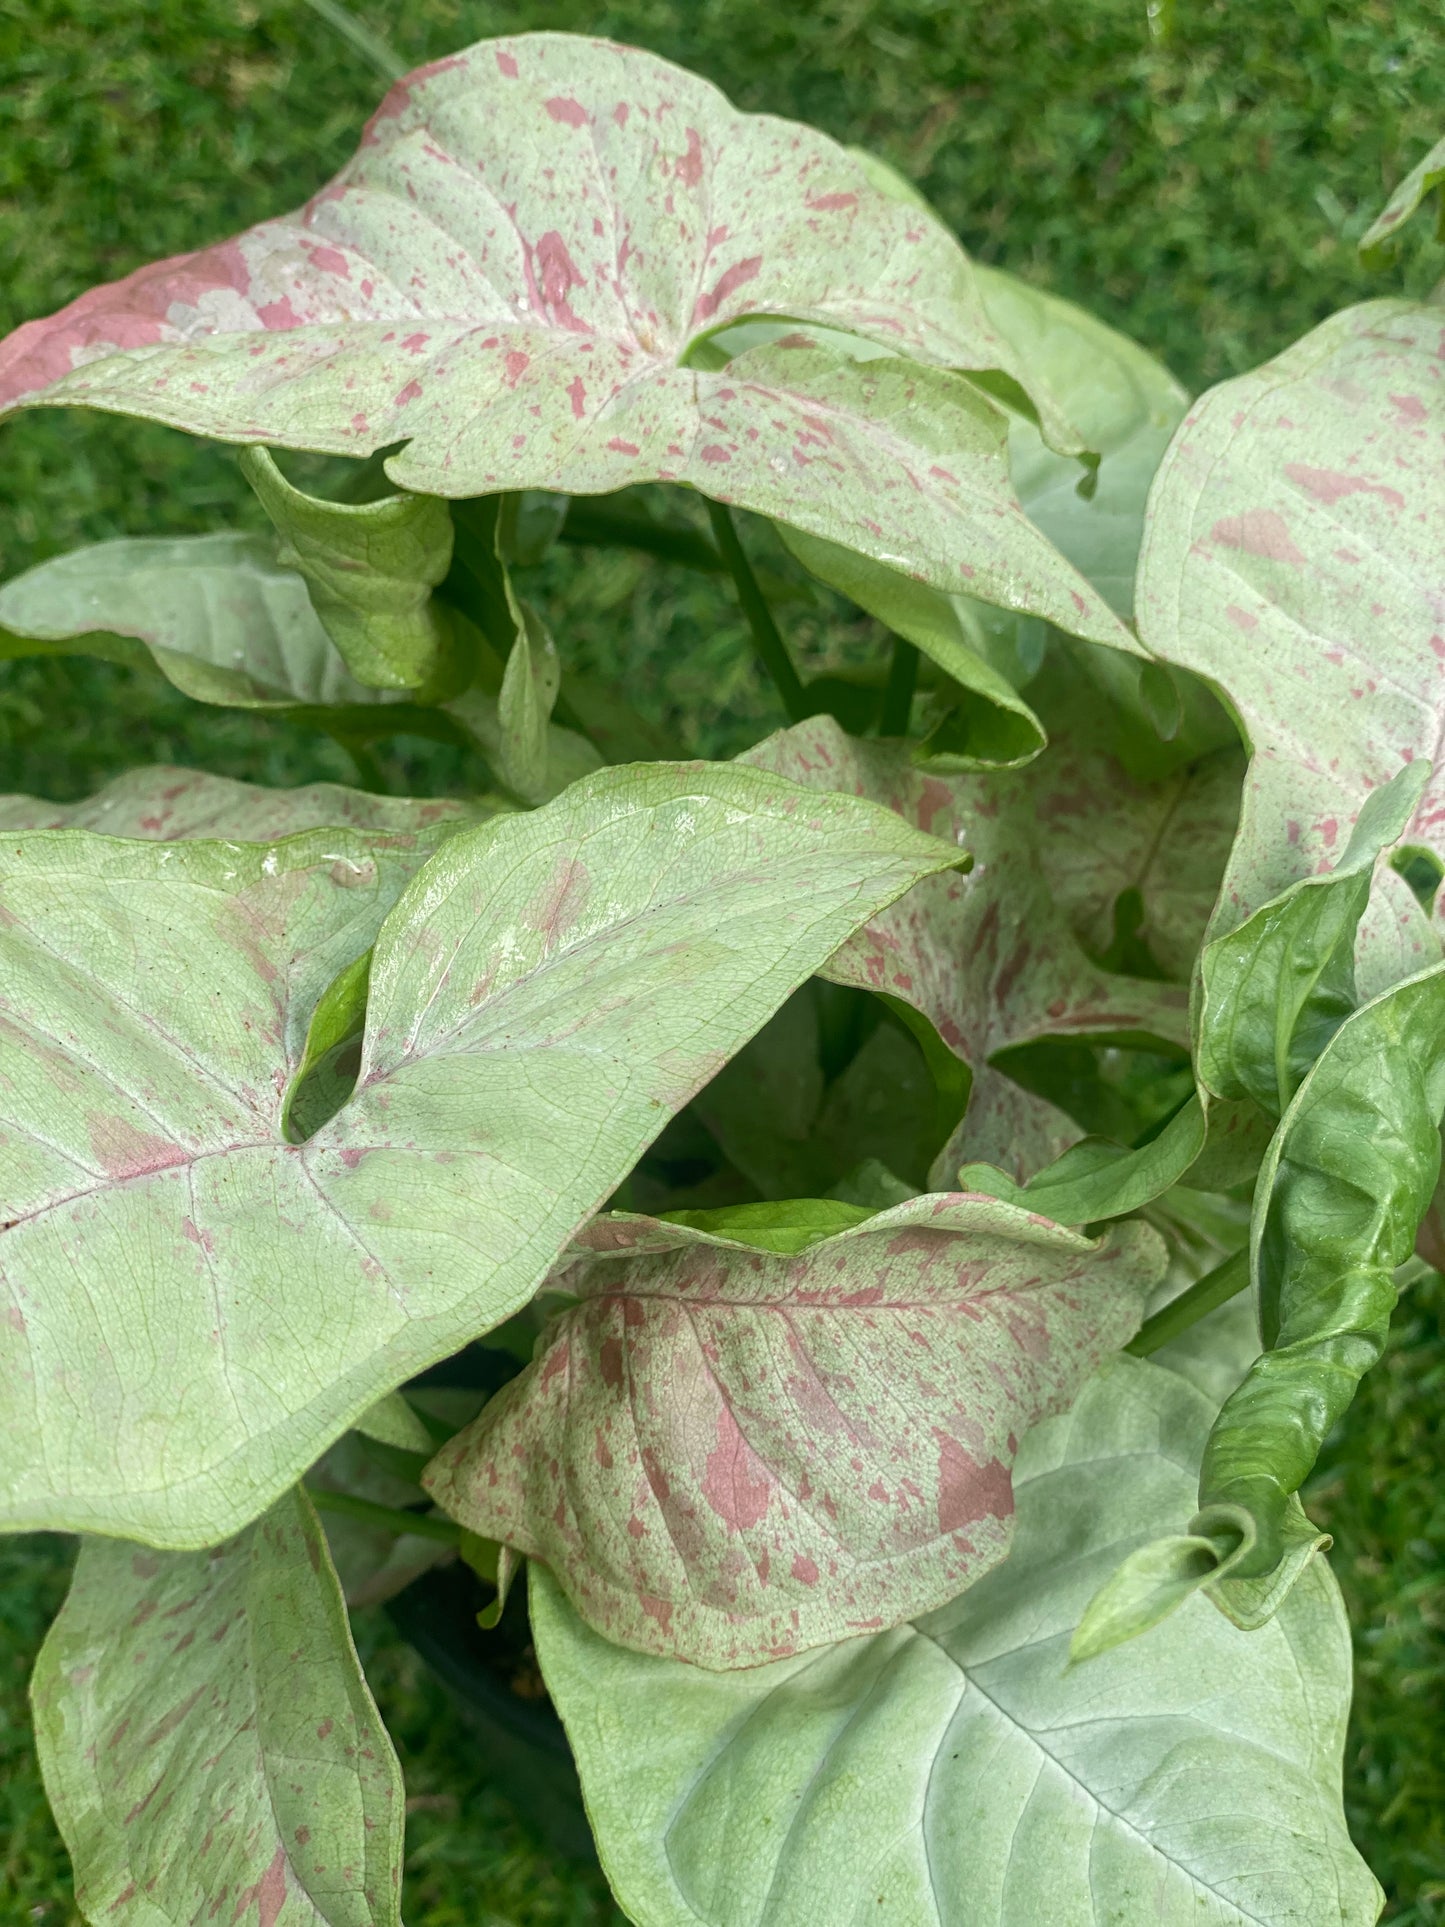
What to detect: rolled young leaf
<box><xmin>1196</xmin><ymin>756</ymin><xmax>1430</xmax><ymax>1116</ymax></box>
<box><xmin>30</xmin><ymin>1488</ymin><xmax>403</xmax><ymax>1927</ymax></box>
<box><xmin>240</xmin><ymin>445</ymin><xmax>455</xmax><ymax>692</ymax></box>
<box><xmin>0</xmin><ymin>763</ymin><xmax>961</xmax><ymax>1545</ymax></box>
<box><xmin>423</xmin><ymin>1197</ymin><xmax>1163</xmax><ymax>1667</ymax></box>
<box><xmin>530</xmin><ymin>1352</ymin><xmax>1380</xmax><ymax>1927</ymax></box>
<box><xmin>1199</xmin><ymin>958</ymin><xmax>1445</xmax><ymax>1575</ymax></box>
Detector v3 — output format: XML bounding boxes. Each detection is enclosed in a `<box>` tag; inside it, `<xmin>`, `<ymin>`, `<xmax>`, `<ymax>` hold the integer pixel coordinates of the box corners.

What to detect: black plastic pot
<box><xmin>385</xmin><ymin>1560</ymin><xmax>596</xmax><ymax>1863</ymax></box>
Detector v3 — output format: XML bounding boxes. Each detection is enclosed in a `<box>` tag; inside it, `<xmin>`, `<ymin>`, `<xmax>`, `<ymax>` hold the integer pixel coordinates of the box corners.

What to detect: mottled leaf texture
<box><xmin>1199</xmin><ymin>959</ymin><xmax>1445</xmax><ymax>1575</ymax></box>
<box><xmin>30</xmin><ymin>1488</ymin><xmax>403</xmax><ymax>1927</ymax></box>
<box><xmin>531</xmin><ymin>1354</ymin><xmax>1380</xmax><ymax>1927</ymax></box>
<box><xmin>240</xmin><ymin>447</ymin><xmax>454</xmax><ymax>692</ymax></box>
<box><xmin>424</xmin><ymin>1198</ymin><xmax>1161</xmax><ymax>1666</ymax></box>
<box><xmin>1359</xmin><ymin>133</ymin><xmax>1445</xmax><ymax>264</ymax></box>
<box><xmin>1196</xmin><ymin>757</ymin><xmax>1429</xmax><ymax>1116</ymax></box>
<box><xmin>742</xmin><ymin>712</ymin><xmax>1235</xmax><ymax>1179</ymax></box>
<box><xmin>0</xmin><ymin>35</ymin><xmax>1130</xmax><ymax>630</ymax></box>
<box><xmin>0</xmin><ymin>764</ymin><xmax>957</xmax><ymax>1544</ymax></box>
<box><xmin>1137</xmin><ymin>299</ymin><xmax>1445</xmax><ymax>974</ymax></box>
<box><xmin>0</xmin><ymin>764</ymin><xmax>486</xmax><ymax>839</ymax></box>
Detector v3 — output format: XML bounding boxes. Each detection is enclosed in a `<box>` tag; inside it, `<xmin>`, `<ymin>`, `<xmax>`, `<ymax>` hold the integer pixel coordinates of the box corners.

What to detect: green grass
<box><xmin>2</xmin><ymin>0</ymin><xmax>1444</xmax><ymax>1920</ymax></box>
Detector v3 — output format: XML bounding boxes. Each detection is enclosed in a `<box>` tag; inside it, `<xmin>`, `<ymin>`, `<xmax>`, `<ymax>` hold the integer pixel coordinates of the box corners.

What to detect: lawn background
<box><xmin>1</xmin><ymin>1</ymin><xmax>1443</xmax><ymax>1921</ymax></box>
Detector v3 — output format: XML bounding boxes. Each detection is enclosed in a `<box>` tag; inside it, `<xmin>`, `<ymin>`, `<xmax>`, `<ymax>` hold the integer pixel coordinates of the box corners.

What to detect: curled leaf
<box><xmin>1200</xmin><ymin>960</ymin><xmax>1445</xmax><ymax>1574</ymax></box>
<box><xmin>1359</xmin><ymin>132</ymin><xmax>1445</xmax><ymax>265</ymax></box>
<box><xmin>241</xmin><ymin>445</ymin><xmax>455</xmax><ymax>692</ymax></box>
<box><xmin>424</xmin><ymin>1197</ymin><xmax>1162</xmax><ymax>1667</ymax></box>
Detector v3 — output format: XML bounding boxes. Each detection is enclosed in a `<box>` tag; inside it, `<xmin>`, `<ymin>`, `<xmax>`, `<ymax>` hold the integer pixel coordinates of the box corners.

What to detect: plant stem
<box><xmin>705</xmin><ymin>499</ymin><xmax>810</xmax><ymax>724</ymax></box>
<box><xmin>1126</xmin><ymin>1247</ymin><xmax>1251</xmax><ymax>1357</ymax></box>
<box><xmin>299</xmin><ymin>0</ymin><xmax>405</xmax><ymax>82</ymax></box>
<box><xmin>880</xmin><ymin>638</ymin><xmax>920</xmax><ymax>736</ymax></box>
<box><xmin>306</xmin><ymin>1487</ymin><xmax>463</xmax><ymax>1545</ymax></box>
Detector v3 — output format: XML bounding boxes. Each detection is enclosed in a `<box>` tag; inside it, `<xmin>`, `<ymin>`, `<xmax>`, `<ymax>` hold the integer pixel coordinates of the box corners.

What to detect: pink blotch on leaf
<box><xmin>790</xmin><ymin>1553</ymin><xmax>820</xmax><ymax>1586</ymax></box>
<box><xmin>394</xmin><ymin>379</ymin><xmax>422</xmax><ymax>406</ymax></box>
<box><xmin>1283</xmin><ymin>462</ymin><xmax>1406</xmax><ymax>513</ymax></box>
<box><xmin>700</xmin><ymin>1406</ymin><xmax>772</xmax><ymax>1531</ymax></box>
<box><xmin>1226</xmin><ymin>604</ymin><xmax>1259</xmax><ymax>633</ymax></box>
<box><xmin>1211</xmin><ymin>508</ymin><xmax>1306</xmax><ymax>566</ymax></box>
<box><xmin>675</xmin><ymin>128</ymin><xmax>704</xmax><ymax>188</ymax></box>
<box><xmin>691</xmin><ymin>255</ymin><xmax>764</xmax><ymax>326</ymax></box>
<box><xmin>495</xmin><ymin>50</ymin><xmax>519</xmax><ymax>78</ymax></box>
<box><xmin>935</xmin><ymin>1433</ymin><xmax>1014</xmax><ymax>1534</ymax></box>
<box><xmin>86</xmin><ymin>1115</ymin><xmax>187</xmax><ymax>1184</ymax></box>
<box><xmin>567</xmin><ymin>374</ymin><xmax>587</xmax><ymax>419</ymax></box>
<box><xmin>544</xmin><ymin>96</ymin><xmax>589</xmax><ymax>128</ymax></box>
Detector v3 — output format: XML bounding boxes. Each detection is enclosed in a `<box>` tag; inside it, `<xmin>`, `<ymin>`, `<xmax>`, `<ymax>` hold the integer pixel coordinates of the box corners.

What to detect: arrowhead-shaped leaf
<box><xmin>0</xmin><ymin>763</ymin><xmax>488</xmax><ymax>839</ymax></box>
<box><xmin>741</xmin><ymin>701</ymin><xmax>1237</xmax><ymax>1179</ymax></box>
<box><xmin>30</xmin><ymin>1487</ymin><xmax>403</xmax><ymax>1927</ymax></box>
<box><xmin>530</xmin><ymin>1352</ymin><xmax>1381</xmax><ymax>1927</ymax></box>
<box><xmin>423</xmin><ymin>1198</ymin><xmax>1162</xmax><ymax>1666</ymax></box>
<box><xmin>0</xmin><ymin>764</ymin><xmax>958</xmax><ymax>1544</ymax></box>
<box><xmin>1137</xmin><ymin>298</ymin><xmax>1445</xmax><ymax>976</ymax></box>
<box><xmin>0</xmin><ymin>34</ymin><xmax>1134</xmax><ymax>625</ymax></box>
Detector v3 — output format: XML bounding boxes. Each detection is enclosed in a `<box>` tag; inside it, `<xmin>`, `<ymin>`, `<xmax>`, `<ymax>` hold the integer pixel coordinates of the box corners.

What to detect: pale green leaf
<box><xmin>1137</xmin><ymin>298</ymin><xmax>1445</xmax><ymax>980</ymax></box>
<box><xmin>351</xmin><ymin>1390</ymin><xmax>432</xmax><ymax>1454</ymax></box>
<box><xmin>0</xmin><ymin>763</ymin><xmax>959</xmax><ymax>1544</ymax></box>
<box><xmin>0</xmin><ymin>36</ymin><xmax>1139</xmax><ymax>622</ymax></box>
<box><xmin>240</xmin><ymin>446</ymin><xmax>454</xmax><ymax>692</ymax></box>
<box><xmin>531</xmin><ymin>1353</ymin><xmax>1381</xmax><ymax>1927</ymax></box>
<box><xmin>427</xmin><ymin>1201</ymin><xmax>1160</xmax><ymax>1665</ymax></box>
<box><xmin>30</xmin><ymin>1487</ymin><xmax>403</xmax><ymax>1927</ymax></box>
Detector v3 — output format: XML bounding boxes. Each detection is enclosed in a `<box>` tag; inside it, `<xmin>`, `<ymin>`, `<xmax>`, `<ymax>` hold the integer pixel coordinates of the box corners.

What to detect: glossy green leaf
<box><xmin>495</xmin><ymin>589</ymin><xmax>561</xmax><ymax>803</ymax></box>
<box><xmin>1197</xmin><ymin>757</ymin><xmax>1429</xmax><ymax>1115</ymax></box>
<box><xmin>0</xmin><ymin>763</ymin><xmax>488</xmax><ymax>840</ymax></box>
<box><xmin>0</xmin><ymin>37</ymin><xmax>1148</xmax><ymax>636</ymax></box>
<box><xmin>30</xmin><ymin>1487</ymin><xmax>403</xmax><ymax>1927</ymax></box>
<box><xmin>531</xmin><ymin>1352</ymin><xmax>1380</xmax><ymax>1927</ymax></box>
<box><xmin>240</xmin><ymin>446</ymin><xmax>454</xmax><ymax>692</ymax></box>
<box><xmin>1359</xmin><ymin>133</ymin><xmax>1445</xmax><ymax>264</ymax></box>
<box><xmin>1198</xmin><ymin>959</ymin><xmax>1445</xmax><ymax>1574</ymax></box>
<box><xmin>426</xmin><ymin>1200</ymin><xmax>1160</xmax><ymax>1665</ymax></box>
<box><xmin>652</xmin><ymin>1197</ymin><xmax>876</xmax><ymax>1254</ymax></box>
<box><xmin>742</xmin><ymin>712</ymin><xmax>1236</xmax><ymax>1181</ymax></box>
<box><xmin>1137</xmin><ymin>299</ymin><xmax>1445</xmax><ymax>974</ymax></box>
<box><xmin>0</xmin><ymin>763</ymin><xmax>958</xmax><ymax>1544</ymax></box>
<box><xmin>960</xmin><ymin>1092</ymin><xmax>1207</xmax><ymax>1222</ymax></box>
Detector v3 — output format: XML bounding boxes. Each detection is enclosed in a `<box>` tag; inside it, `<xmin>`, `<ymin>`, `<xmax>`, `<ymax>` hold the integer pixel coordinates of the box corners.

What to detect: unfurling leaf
<box><xmin>1359</xmin><ymin>132</ymin><xmax>1445</xmax><ymax>265</ymax></box>
<box><xmin>530</xmin><ymin>1354</ymin><xmax>1381</xmax><ymax>1927</ymax></box>
<box><xmin>240</xmin><ymin>445</ymin><xmax>455</xmax><ymax>692</ymax></box>
<box><xmin>1197</xmin><ymin>959</ymin><xmax>1445</xmax><ymax>1575</ymax></box>
<box><xmin>0</xmin><ymin>37</ymin><xmax>1134</xmax><ymax>638</ymax></box>
<box><xmin>425</xmin><ymin>1200</ymin><xmax>1162</xmax><ymax>1666</ymax></box>
<box><xmin>1197</xmin><ymin>757</ymin><xmax>1430</xmax><ymax>1116</ymax></box>
<box><xmin>1137</xmin><ymin>297</ymin><xmax>1445</xmax><ymax>982</ymax></box>
<box><xmin>0</xmin><ymin>765</ymin><xmax>959</xmax><ymax>1544</ymax></box>
<box><xmin>30</xmin><ymin>1488</ymin><xmax>403</xmax><ymax>1927</ymax></box>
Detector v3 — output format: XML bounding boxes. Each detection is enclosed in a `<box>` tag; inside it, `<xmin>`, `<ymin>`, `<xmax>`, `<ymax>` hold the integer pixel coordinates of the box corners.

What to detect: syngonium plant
<box><xmin>1</xmin><ymin>32</ymin><xmax>1441</xmax><ymax>1925</ymax></box>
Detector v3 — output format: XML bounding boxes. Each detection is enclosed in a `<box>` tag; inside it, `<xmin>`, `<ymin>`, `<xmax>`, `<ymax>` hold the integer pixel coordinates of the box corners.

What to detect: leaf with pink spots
<box><xmin>1137</xmin><ymin>299</ymin><xmax>1445</xmax><ymax>983</ymax></box>
<box><xmin>0</xmin><ymin>762</ymin><xmax>958</xmax><ymax>1545</ymax></box>
<box><xmin>739</xmin><ymin>689</ymin><xmax>1240</xmax><ymax>1182</ymax></box>
<box><xmin>422</xmin><ymin>1196</ymin><xmax>1162</xmax><ymax>1666</ymax></box>
<box><xmin>29</xmin><ymin>1488</ymin><xmax>402</xmax><ymax>1927</ymax></box>
<box><xmin>0</xmin><ymin>35</ymin><xmax>1130</xmax><ymax>647</ymax></box>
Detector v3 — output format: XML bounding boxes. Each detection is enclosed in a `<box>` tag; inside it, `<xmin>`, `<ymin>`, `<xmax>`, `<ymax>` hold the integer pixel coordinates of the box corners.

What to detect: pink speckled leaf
<box><xmin>29</xmin><ymin>1488</ymin><xmax>402</xmax><ymax>1927</ymax></box>
<box><xmin>1137</xmin><ymin>299</ymin><xmax>1445</xmax><ymax>983</ymax></box>
<box><xmin>0</xmin><ymin>763</ymin><xmax>488</xmax><ymax>838</ymax></box>
<box><xmin>740</xmin><ymin>695</ymin><xmax>1239</xmax><ymax>1181</ymax></box>
<box><xmin>423</xmin><ymin>1198</ymin><xmax>1162</xmax><ymax>1666</ymax></box>
<box><xmin>0</xmin><ymin>763</ymin><xmax>957</xmax><ymax>1546</ymax></box>
<box><xmin>0</xmin><ymin>35</ymin><xmax>1129</xmax><ymax>645</ymax></box>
